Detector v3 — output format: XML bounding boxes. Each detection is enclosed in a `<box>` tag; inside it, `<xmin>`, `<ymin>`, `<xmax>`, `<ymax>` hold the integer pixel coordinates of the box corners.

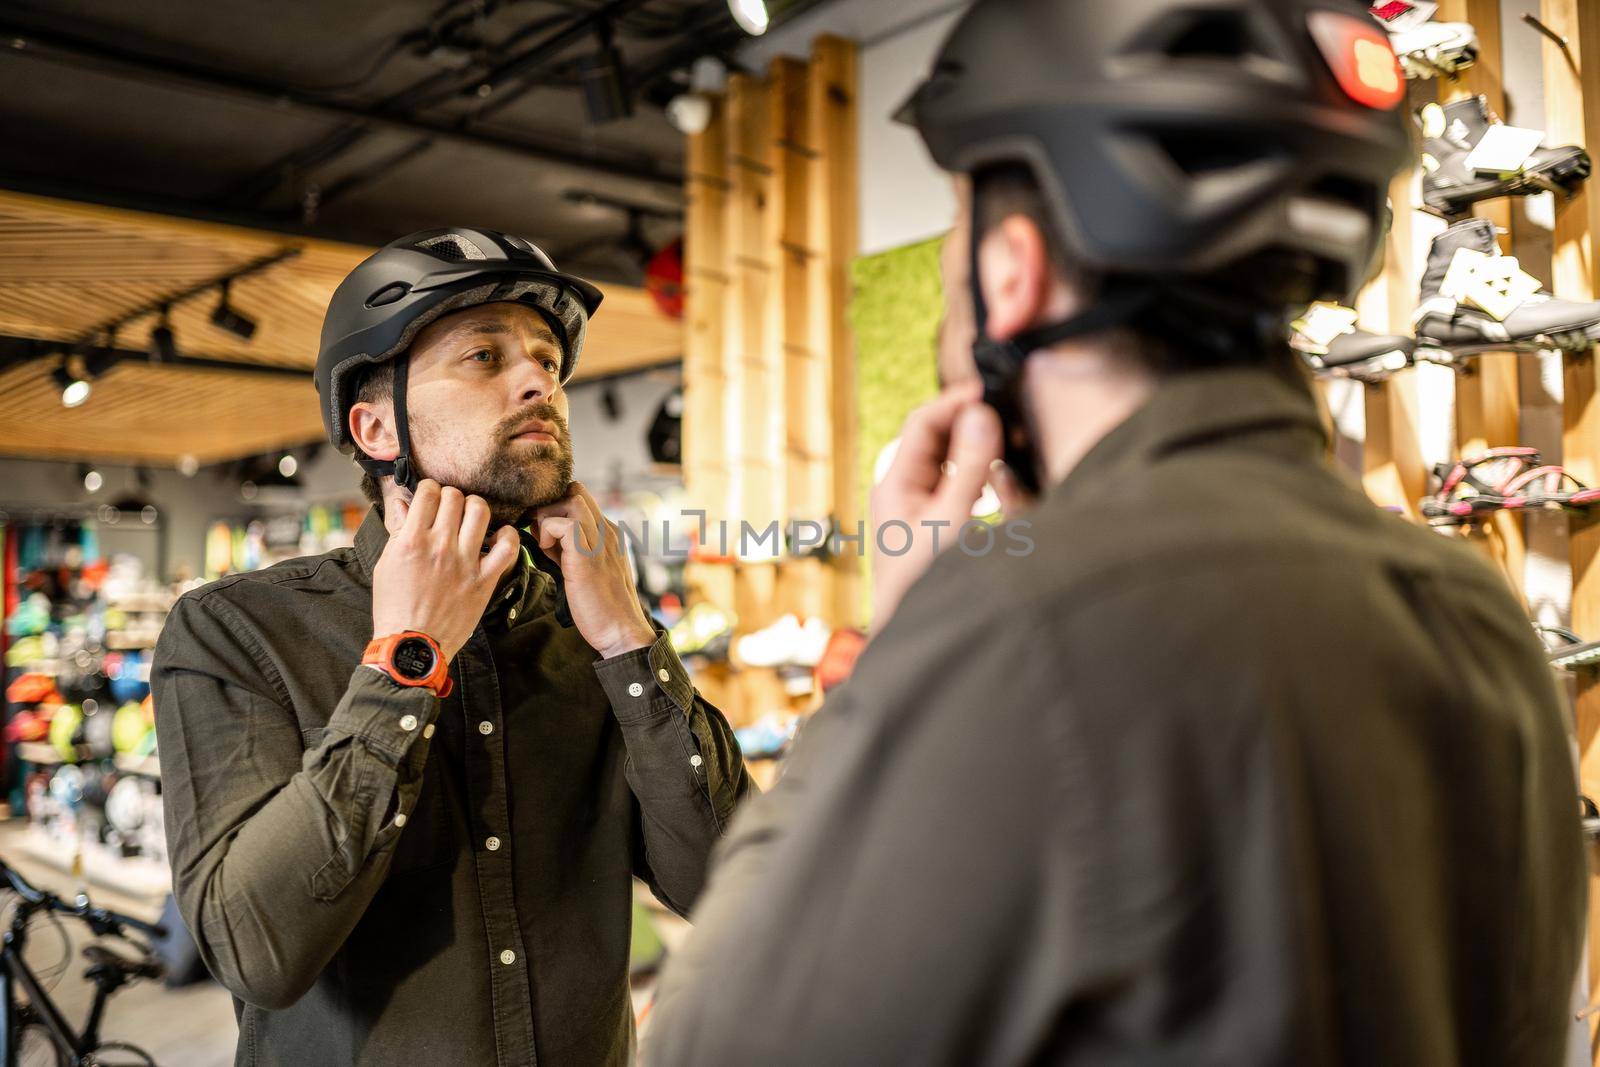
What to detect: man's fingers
<box><xmin>408</xmin><ymin>479</ymin><xmax>441</xmax><ymax>530</ymax></box>
<box><xmin>459</xmin><ymin>495</ymin><xmax>493</xmax><ymax>556</ymax></box>
<box><xmin>478</xmin><ymin>526</ymin><xmax>520</xmax><ymax>584</ymax></box>
<box><xmin>384</xmin><ymin>494</ymin><xmax>410</xmax><ymax>535</ymax></box>
<box><xmin>433</xmin><ymin>485</ymin><xmax>465</xmax><ymax>536</ymax></box>
<box><xmin>887</xmin><ymin>381</ymin><xmax>985</xmax><ymax>496</ymax></box>
<box><xmin>537</xmin><ymin>516</ymin><xmax>577</xmax><ymax>556</ymax></box>
<box><xmin>934</xmin><ymin>404</ymin><xmax>1003</xmax><ymax>518</ymax></box>
<box><xmin>566</xmin><ymin>482</ymin><xmax>603</xmax><ymax>549</ymax></box>
<box><xmin>988</xmin><ymin>459</ymin><xmax>1035</xmax><ymax>519</ymax></box>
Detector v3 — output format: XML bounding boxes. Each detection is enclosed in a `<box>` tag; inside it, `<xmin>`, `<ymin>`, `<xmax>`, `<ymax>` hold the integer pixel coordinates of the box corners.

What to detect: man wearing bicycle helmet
<box><xmin>646</xmin><ymin>1</ymin><xmax>1584</xmax><ymax>1063</ymax></box>
<box><xmin>153</xmin><ymin>228</ymin><xmax>752</xmax><ymax>1065</ymax></box>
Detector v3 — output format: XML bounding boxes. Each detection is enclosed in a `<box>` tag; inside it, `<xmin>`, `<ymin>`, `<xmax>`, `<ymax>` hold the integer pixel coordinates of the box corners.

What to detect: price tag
<box><xmin>1292</xmin><ymin>303</ymin><xmax>1359</xmax><ymax>351</ymax></box>
<box><xmin>1463</xmin><ymin>124</ymin><xmax>1545</xmax><ymax>175</ymax></box>
<box><xmin>1439</xmin><ymin>248</ymin><xmax>1541</xmax><ymax>321</ymax></box>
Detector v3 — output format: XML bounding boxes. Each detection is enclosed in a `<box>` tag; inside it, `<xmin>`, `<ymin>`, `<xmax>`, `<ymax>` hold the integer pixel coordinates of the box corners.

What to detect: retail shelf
<box><xmin>15</xmin><ymin>741</ymin><xmax>64</xmax><ymax>765</ymax></box>
<box><xmin>113</xmin><ymin>753</ymin><xmax>161</xmax><ymax>779</ymax></box>
<box><xmin>12</xmin><ymin>827</ymin><xmax>171</xmax><ymax>901</ymax></box>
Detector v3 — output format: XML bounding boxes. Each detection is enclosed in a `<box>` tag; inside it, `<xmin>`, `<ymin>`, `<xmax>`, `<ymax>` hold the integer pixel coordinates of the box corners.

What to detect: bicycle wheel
<box><xmin>15</xmin><ymin>1022</ymin><xmax>67</xmax><ymax>1067</ymax></box>
<box><xmin>85</xmin><ymin>1040</ymin><xmax>158</xmax><ymax>1067</ymax></box>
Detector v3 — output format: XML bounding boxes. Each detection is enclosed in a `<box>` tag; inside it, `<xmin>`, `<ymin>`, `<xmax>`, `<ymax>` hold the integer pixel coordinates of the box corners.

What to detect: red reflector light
<box><xmin>1368</xmin><ymin>1</ymin><xmax>1411</xmax><ymax>23</ymax></box>
<box><xmin>1308</xmin><ymin>11</ymin><xmax>1405</xmax><ymax>110</ymax></box>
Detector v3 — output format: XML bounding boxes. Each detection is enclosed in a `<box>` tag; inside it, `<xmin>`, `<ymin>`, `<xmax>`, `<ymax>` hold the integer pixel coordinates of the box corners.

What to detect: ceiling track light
<box><xmin>211</xmin><ymin>280</ymin><xmax>258</xmax><ymax>341</ymax></box>
<box><xmin>52</xmin><ymin>359</ymin><xmax>91</xmax><ymax>408</ymax></box>
<box><xmin>150</xmin><ymin>306</ymin><xmax>179</xmax><ymax>363</ymax></box>
<box><xmin>728</xmin><ymin>0</ymin><xmax>769</xmax><ymax>36</ymax></box>
<box><xmin>577</xmin><ymin>21</ymin><xmax>632</xmax><ymax>124</ymax></box>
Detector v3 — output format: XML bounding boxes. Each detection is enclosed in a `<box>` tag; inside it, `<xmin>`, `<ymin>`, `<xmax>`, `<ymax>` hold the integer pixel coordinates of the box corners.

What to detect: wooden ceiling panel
<box><xmin>0</xmin><ymin>190</ymin><xmax>682</xmax><ymax>465</ymax></box>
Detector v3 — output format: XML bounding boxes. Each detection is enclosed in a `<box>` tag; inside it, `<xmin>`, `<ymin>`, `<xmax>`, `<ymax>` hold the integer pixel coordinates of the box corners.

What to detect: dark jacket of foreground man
<box><xmin>152</xmin><ymin>509</ymin><xmax>751</xmax><ymax>1066</ymax></box>
<box><xmin>647</xmin><ymin>367</ymin><xmax>1585</xmax><ymax>1066</ymax></box>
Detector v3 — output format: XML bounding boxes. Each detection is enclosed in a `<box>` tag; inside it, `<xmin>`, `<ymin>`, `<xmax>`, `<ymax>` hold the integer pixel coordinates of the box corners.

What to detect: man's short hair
<box><xmin>353</xmin><ymin>360</ymin><xmax>395</xmax><ymax>511</ymax></box>
<box><xmin>970</xmin><ymin>163</ymin><xmax>1298</xmax><ymax>376</ymax></box>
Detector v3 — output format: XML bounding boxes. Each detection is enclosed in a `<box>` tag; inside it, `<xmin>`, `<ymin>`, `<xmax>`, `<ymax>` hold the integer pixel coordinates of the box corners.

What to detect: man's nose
<box><xmin>513</xmin><ymin>354</ymin><xmax>558</xmax><ymax>402</ymax></box>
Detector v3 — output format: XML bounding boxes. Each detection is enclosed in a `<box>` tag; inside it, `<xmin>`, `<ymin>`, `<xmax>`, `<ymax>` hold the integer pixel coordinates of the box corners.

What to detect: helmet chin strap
<box><xmin>356</xmin><ymin>350</ymin><xmax>421</xmax><ymax>495</ymax></box>
<box><xmin>968</xmin><ymin>231</ymin><xmax>1159</xmax><ymax>495</ymax></box>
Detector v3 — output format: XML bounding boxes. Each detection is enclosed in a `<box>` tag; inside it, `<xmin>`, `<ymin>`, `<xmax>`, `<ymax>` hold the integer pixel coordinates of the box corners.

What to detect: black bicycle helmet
<box><xmin>897</xmin><ymin>0</ymin><xmax>1411</xmax><ymax>490</ymax></box>
<box><xmin>315</xmin><ymin>226</ymin><xmax>604</xmax><ymax>491</ymax></box>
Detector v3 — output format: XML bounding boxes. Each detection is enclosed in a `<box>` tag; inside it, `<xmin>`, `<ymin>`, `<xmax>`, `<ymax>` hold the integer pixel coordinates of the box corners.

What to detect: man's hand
<box><xmin>372</xmin><ymin>480</ymin><xmax>521</xmax><ymax>661</ymax></box>
<box><xmin>870</xmin><ymin>382</ymin><xmax>1027</xmax><ymax>630</ymax></box>
<box><xmin>533</xmin><ymin>482</ymin><xmax>656</xmax><ymax>660</ymax></box>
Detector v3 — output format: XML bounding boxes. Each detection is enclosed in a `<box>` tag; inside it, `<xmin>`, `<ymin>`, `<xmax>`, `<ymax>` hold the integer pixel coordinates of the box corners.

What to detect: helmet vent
<box><xmin>1150</xmin><ymin>129</ymin><xmax>1282</xmax><ymax>178</ymax></box>
<box><xmin>416</xmin><ymin>235</ymin><xmax>488</xmax><ymax>262</ymax></box>
<box><xmin>1130</xmin><ymin>8</ymin><xmax>1277</xmax><ymax>63</ymax></box>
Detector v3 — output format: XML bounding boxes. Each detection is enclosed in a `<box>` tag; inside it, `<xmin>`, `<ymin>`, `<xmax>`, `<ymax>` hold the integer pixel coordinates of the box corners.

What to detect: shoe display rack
<box><xmin>1342</xmin><ymin>1</ymin><xmax>1600</xmax><ymax>1047</ymax></box>
<box><xmin>679</xmin><ymin>36</ymin><xmax>859</xmax><ymax>743</ymax></box>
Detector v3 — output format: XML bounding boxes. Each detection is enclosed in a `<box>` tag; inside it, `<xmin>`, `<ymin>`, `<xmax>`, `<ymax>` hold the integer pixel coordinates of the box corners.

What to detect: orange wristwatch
<box><xmin>362</xmin><ymin>631</ymin><xmax>454</xmax><ymax>698</ymax></box>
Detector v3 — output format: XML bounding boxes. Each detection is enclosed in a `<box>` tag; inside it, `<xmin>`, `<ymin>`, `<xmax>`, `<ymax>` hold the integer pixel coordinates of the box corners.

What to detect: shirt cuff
<box><xmin>326</xmin><ymin>666</ymin><xmax>441</xmax><ymax>759</ymax></box>
<box><xmin>594</xmin><ymin>630</ymin><xmax>695</xmax><ymax>722</ymax></box>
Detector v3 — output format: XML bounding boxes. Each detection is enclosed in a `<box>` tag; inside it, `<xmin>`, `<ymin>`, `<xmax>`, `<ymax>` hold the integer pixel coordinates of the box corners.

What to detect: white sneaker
<box><xmin>736</xmin><ymin>615</ymin><xmax>832</xmax><ymax>669</ymax></box>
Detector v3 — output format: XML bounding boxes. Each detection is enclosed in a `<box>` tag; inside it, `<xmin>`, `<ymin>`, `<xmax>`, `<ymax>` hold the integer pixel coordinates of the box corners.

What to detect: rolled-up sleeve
<box><xmin>593</xmin><ymin>630</ymin><xmax>754</xmax><ymax>916</ymax></box>
<box><xmin>153</xmin><ymin>593</ymin><xmax>441</xmax><ymax>1010</ymax></box>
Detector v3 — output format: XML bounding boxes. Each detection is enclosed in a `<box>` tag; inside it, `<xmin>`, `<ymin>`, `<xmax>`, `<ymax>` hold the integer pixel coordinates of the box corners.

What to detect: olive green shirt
<box><xmin>647</xmin><ymin>367</ymin><xmax>1584</xmax><ymax>1066</ymax></box>
<box><xmin>153</xmin><ymin>510</ymin><xmax>752</xmax><ymax>1066</ymax></box>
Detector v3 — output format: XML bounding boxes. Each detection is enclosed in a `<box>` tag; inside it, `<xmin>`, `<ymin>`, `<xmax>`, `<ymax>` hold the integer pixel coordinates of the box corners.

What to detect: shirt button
<box><xmin>628</xmin><ymin>682</ymin><xmax>643</xmax><ymax>697</ymax></box>
<box><xmin>399</xmin><ymin>714</ymin><xmax>418</xmax><ymax>732</ymax></box>
<box><xmin>423</xmin><ymin>723</ymin><xmax>435</xmax><ymax>739</ymax></box>
<box><xmin>486</xmin><ymin>836</ymin><xmax>501</xmax><ymax>851</ymax></box>
<box><xmin>479</xmin><ymin>720</ymin><xmax>494</xmax><ymax>735</ymax></box>
<box><xmin>508</xmin><ymin>608</ymin><xmax>518</xmax><ymax>622</ymax></box>
<box><xmin>690</xmin><ymin>754</ymin><xmax>703</xmax><ymax>769</ymax></box>
<box><xmin>500</xmin><ymin>950</ymin><xmax>516</xmax><ymax>966</ymax></box>
<box><xmin>394</xmin><ymin>812</ymin><xmax>408</xmax><ymax>827</ymax></box>
<box><xmin>658</xmin><ymin>668</ymin><xmax>670</xmax><ymax>683</ymax></box>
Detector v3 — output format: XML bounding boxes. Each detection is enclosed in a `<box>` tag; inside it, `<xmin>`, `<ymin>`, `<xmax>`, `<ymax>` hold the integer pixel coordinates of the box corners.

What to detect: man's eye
<box><xmin>468</xmin><ymin>349</ymin><xmax>497</xmax><ymax>363</ymax></box>
<box><xmin>541</xmin><ymin>358</ymin><xmax>560</xmax><ymax>374</ymax></box>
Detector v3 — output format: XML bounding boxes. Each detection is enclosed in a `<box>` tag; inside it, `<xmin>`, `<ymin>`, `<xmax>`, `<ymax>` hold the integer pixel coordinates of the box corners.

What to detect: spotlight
<box><xmin>53</xmin><ymin>363</ymin><xmax>91</xmax><ymax>408</ymax></box>
<box><xmin>83</xmin><ymin>467</ymin><xmax>103</xmax><ymax>493</ymax></box>
<box><xmin>178</xmin><ymin>454</ymin><xmax>200</xmax><ymax>477</ymax></box>
<box><xmin>150</xmin><ymin>307</ymin><xmax>179</xmax><ymax>362</ymax></box>
<box><xmin>278</xmin><ymin>454</ymin><xmax>298</xmax><ymax>478</ymax></box>
<box><xmin>728</xmin><ymin>0</ymin><xmax>769</xmax><ymax>36</ymax></box>
<box><xmin>577</xmin><ymin>23</ymin><xmax>632</xmax><ymax>123</ymax></box>
<box><xmin>666</xmin><ymin>93</ymin><xmax>712</xmax><ymax>135</ymax></box>
<box><xmin>211</xmin><ymin>281</ymin><xmax>258</xmax><ymax>341</ymax></box>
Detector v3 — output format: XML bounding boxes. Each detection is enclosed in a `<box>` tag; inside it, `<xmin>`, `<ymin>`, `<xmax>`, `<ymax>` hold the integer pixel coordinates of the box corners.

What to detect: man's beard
<box><xmin>410</xmin><ymin>403</ymin><xmax>574</xmax><ymax>526</ymax></box>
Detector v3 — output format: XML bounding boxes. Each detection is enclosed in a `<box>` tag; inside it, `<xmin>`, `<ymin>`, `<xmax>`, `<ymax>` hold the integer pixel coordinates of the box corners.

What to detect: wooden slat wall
<box><xmin>1539</xmin><ymin>0</ymin><xmax>1600</xmax><ymax>1053</ymax></box>
<box><xmin>679</xmin><ymin>35</ymin><xmax>858</xmax><ymax>728</ymax></box>
<box><xmin>0</xmin><ymin>190</ymin><xmax>682</xmax><ymax>465</ymax></box>
<box><xmin>1439</xmin><ymin>0</ymin><xmax>1525</xmax><ymax>596</ymax></box>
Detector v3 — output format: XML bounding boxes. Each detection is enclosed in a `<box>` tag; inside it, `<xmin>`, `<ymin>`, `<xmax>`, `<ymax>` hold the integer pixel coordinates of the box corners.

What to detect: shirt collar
<box><xmin>353</xmin><ymin>507</ymin><xmax>555</xmax><ymax>626</ymax></box>
<box><xmin>1048</xmin><ymin>365</ymin><xmax>1327</xmax><ymax>506</ymax></box>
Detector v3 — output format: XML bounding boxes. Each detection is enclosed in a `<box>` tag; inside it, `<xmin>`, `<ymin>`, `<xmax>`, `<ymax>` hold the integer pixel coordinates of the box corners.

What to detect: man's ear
<box><xmin>976</xmin><ymin>213</ymin><xmax>1052</xmax><ymax>343</ymax></box>
<box><xmin>348</xmin><ymin>400</ymin><xmax>398</xmax><ymax>462</ymax></box>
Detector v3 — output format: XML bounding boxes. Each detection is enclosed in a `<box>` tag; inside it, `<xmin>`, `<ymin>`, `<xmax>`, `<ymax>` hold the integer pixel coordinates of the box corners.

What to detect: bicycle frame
<box><xmin>0</xmin><ymin>896</ymin><xmax>124</xmax><ymax>1067</ymax></box>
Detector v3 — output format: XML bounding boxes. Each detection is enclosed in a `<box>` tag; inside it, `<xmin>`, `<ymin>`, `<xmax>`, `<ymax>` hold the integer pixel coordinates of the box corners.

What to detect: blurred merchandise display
<box><xmin>202</xmin><ymin>503</ymin><xmax>365</xmax><ymax>580</ymax></box>
<box><xmin>1417</xmin><ymin>97</ymin><xmax>1590</xmax><ymax>218</ymax></box>
<box><xmin>1</xmin><ymin>516</ymin><xmax>172</xmax><ymax>898</ymax></box>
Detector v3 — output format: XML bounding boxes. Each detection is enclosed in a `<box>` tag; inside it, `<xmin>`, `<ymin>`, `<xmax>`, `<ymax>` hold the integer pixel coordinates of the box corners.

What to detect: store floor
<box><xmin>0</xmin><ymin>819</ymin><xmax>238</xmax><ymax>1065</ymax></box>
<box><xmin>0</xmin><ymin>820</ymin><xmax>687</xmax><ymax>1065</ymax></box>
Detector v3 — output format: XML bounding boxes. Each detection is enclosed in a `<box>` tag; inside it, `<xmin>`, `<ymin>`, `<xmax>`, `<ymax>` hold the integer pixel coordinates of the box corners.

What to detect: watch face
<box><xmin>392</xmin><ymin>637</ymin><xmax>437</xmax><ymax>681</ymax></box>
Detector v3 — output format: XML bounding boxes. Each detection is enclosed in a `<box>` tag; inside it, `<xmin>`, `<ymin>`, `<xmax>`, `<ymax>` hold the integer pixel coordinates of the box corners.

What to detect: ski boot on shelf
<box><xmin>1373</xmin><ymin>10</ymin><xmax>1478</xmax><ymax>79</ymax></box>
<box><xmin>1418</xmin><ymin>97</ymin><xmax>1591</xmax><ymax>217</ymax></box>
<box><xmin>1413</xmin><ymin>218</ymin><xmax>1600</xmax><ymax>357</ymax></box>
<box><xmin>1291</xmin><ymin>303</ymin><xmax>1416</xmax><ymax>383</ymax></box>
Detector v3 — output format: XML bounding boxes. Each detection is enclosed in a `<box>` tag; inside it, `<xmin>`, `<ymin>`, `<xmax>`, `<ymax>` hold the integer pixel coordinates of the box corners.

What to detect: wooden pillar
<box><xmin>1540</xmin><ymin>0</ymin><xmax>1600</xmax><ymax>1048</ymax></box>
<box><xmin>683</xmin><ymin>94</ymin><xmax>730</xmax><ymax>528</ymax></box>
<box><xmin>1359</xmin><ymin>163</ymin><xmax>1430</xmax><ymax>520</ymax></box>
<box><xmin>1437</xmin><ymin>0</ymin><xmax>1524</xmax><ymax>595</ymax></box>
<box><xmin>807</xmin><ymin>36</ymin><xmax>861</xmax><ymax>627</ymax></box>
